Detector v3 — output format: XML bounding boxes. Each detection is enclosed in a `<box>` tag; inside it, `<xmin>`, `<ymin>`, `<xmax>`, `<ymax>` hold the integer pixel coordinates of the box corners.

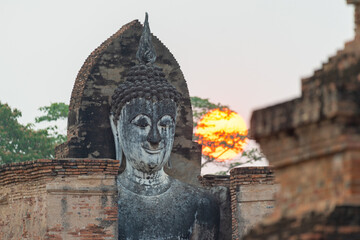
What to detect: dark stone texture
<box><xmin>110</xmin><ymin>63</ymin><xmax>182</xmax><ymax>122</ymax></box>
<box><xmin>199</xmin><ymin>175</ymin><xmax>232</xmax><ymax>240</ymax></box>
<box><xmin>56</xmin><ymin>20</ymin><xmax>201</xmax><ymax>185</ymax></box>
<box><xmin>117</xmin><ymin>178</ymin><xmax>219</xmax><ymax>240</ymax></box>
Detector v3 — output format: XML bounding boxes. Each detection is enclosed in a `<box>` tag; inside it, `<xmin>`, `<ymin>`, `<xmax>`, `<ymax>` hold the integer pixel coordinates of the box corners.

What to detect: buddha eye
<box><xmin>132</xmin><ymin>115</ymin><xmax>151</xmax><ymax>128</ymax></box>
<box><xmin>158</xmin><ymin>115</ymin><xmax>174</xmax><ymax>128</ymax></box>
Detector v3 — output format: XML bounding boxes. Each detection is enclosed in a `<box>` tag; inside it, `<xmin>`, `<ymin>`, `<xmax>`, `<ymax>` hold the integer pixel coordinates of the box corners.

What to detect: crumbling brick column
<box><xmin>244</xmin><ymin>1</ymin><xmax>360</xmax><ymax>239</ymax></box>
<box><xmin>230</xmin><ymin>167</ymin><xmax>277</xmax><ymax>240</ymax></box>
<box><xmin>199</xmin><ymin>168</ymin><xmax>277</xmax><ymax>240</ymax></box>
<box><xmin>348</xmin><ymin>0</ymin><xmax>360</xmax><ymax>39</ymax></box>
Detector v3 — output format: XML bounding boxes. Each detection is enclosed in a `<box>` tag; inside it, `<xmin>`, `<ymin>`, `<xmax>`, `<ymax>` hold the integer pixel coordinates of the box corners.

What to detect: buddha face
<box><xmin>117</xmin><ymin>98</ymin><xmax>177</xmax><ymax>173</ymax></box>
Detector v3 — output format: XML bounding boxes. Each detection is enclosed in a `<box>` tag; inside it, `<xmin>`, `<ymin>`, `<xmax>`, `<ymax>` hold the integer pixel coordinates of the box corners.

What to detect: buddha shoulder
<box><xmin>172</xmin><ymin>179</ymin><xmax>220</xmax><ymax>225</ymax></box>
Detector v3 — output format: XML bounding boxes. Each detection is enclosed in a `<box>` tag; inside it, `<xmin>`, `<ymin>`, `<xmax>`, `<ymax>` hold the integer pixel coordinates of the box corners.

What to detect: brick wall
<box><xmin>0</xmin><ymin>159</ymin><xmax>119</xmax><ymax>240</ymax></box>
<box><xmin>230</xmin><ymin>167</ymin><xmax>277</xmax><ymax>240</ymax></box>
<box><xmin>1</xmin><ymin>160</ymin><xmax>279</xmax><ymax>239</ymax></box>
<box><xmin>198</xmin><ymin>174</ymin><xmax>230</xmax><ymax>188</ymax></box>
<box><xmin>199</xmin><ymin>167</ymin><xmax>277</xmax><ymax>240</ymax></box>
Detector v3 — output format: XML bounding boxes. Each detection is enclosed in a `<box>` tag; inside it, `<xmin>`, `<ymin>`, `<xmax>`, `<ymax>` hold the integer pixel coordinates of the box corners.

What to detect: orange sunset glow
<box><xmin>195</xmin><ymin>109</ymin><xmax>248</xmax><ymax>162</ymax></box>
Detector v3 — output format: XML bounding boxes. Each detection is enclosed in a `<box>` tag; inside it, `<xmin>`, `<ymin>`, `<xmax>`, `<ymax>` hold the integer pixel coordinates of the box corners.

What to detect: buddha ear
<box><xmin>109</xmin><ymin>114</ymin><xmax>123</xmax><ymax>166</ymax></box>
<box><xmin>167</xmin><ymin>159</ymin><xmax>172</xmax><ymax>169</ymax></box>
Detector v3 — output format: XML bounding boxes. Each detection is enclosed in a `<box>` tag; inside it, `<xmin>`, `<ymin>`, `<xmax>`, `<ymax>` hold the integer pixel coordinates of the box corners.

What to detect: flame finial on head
<box><xmin>136</xmin><ymin>12</ymin><xmax>157</xmax><ymax>64</ymax></box>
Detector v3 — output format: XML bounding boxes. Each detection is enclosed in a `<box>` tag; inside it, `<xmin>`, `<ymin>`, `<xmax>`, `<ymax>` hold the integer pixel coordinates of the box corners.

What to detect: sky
<box><xmin>0</xmin><ymin>0</ymin><xmax>355</xmax><ymax>129</ymax></box>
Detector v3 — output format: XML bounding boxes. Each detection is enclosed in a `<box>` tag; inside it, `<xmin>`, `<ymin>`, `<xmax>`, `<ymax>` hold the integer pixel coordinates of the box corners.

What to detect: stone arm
<box><xmin>190</xmin><ymin>196</ymin><xmax>220</xmax><ymax>240</ymax></box>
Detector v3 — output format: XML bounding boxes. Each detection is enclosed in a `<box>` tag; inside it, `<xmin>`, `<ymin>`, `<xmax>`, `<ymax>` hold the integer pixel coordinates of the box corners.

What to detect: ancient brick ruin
<box><xmin>3</xmin><ymin>1</ymin><xmax>360</xmax><ymax>238</ymax></box>
<box><xmin>0</xmin><ymin>17</ymin><xmax>278</xmax><ymax>239</ymax></box>
<box><xmin>243</xmin><ymin>1</ymin><xmax>360</xmax><ymax>239</ymax></box>
<box><xmin>199</xmin><ymin>167</ymin><xmax>277</xmax><ymax>240</ymax></box>
<box><xmin>0</xmin><ymin>159</ymin><xmax>119</xmax><ymax>239</ymax></box>
<box><xmin>0</xmin><ymin>159</ymin><xmax>275</xmax><ymax>239</ymax></box>
<box><xmin>230</xmin><ymin>167</ymin><xmax>277</xmax><ymax>239</ymax></box>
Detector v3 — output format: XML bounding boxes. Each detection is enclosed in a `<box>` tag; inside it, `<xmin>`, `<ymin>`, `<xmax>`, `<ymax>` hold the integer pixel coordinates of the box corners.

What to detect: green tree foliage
<box><xmin>35</xmin><ymin>102</ymin><xmax>68</xmax><ymax>143</ymax></box>
<box><xmin>190</xmin><ymin>96</ymin><xmax>228</xmax><ymax>127</ymax></box>
<box><xmin>35</xmin><ymin>102</ymin><xmax>68</xmax><ymax>123</ymax></box>
<box><xmin>0</xmin><ymin>102</ymin><xmax>68</xmax><ymax>164</ymax></box>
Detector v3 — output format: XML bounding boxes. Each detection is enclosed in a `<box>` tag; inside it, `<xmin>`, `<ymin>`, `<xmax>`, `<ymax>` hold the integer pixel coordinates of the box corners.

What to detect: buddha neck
<box><xmin>118</xmin><ymin>164</ymin><xmax>171</xmax><ymax>196</ymax></box>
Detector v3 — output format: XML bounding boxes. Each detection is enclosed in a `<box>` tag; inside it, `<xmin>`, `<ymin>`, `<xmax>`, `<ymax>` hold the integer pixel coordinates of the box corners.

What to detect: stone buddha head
<box><xmin>110</xmin><ymin>13</ymin><xmax>182</xmax><ymax>177</ymax></box>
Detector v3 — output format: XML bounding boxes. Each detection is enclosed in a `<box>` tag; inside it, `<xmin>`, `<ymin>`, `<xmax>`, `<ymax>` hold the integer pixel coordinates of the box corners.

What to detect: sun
<box><xmin>194</xmin><ymin>108</ymin><xmax>248</xmax><ymax>162</ymax></box>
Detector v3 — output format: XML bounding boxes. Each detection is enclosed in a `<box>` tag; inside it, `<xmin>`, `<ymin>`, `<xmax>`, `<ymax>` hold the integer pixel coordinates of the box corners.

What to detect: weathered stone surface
<box><xmin>117</xmin><ymin>179</ymin><xmax>219</xmax><ymax>239</ymax></box>
<box><xmin>107</xmin><ymin>16</ymin><xmax>220</xmax><ymax>238</ymax></box>
<box><xmin>0</xmin><ymin>159</ymin><xmax>118</xmax><ymax>240</ymax></box>
<box><xmin>0</xmin><ymin>158</ymin><xmax>221</xmax><ymax>239</ymax></box>
<box><xmin>199</xmin><ymin>175</ymin><xmax>232</xmax><ymax>240</ymax></box>
<box><xmin>0</xmin><ymin>162</ymin><xmax>280</xmax><ymax>239</ymax></box>
<box><xmin>0</xmin><ymin>177</ymin><xmax>48</xmax><ymax>239</ymax></box>
<box><xmin>56</xmin><ymin>19</ymin><xmax>201</xmax><ymax>186</ymax></box>
<box><xmin>237</xmin><ymin>184</ymin><xmax>278</xmax><ymax>202</ymax></box>
<box><xmin>236</xmin><ymin>185</ymin><xmax>278</xmax><ymax>237</ymax></box>
<box><xmin>46</xmin><ymin>175</ymin><xmax>117</xmax><ymax>240</ymax></box>
<box><xmin>230</xmin><ymin>167</ymin><xmax>277</xmax><ymax>240</ymax></box>
<box><xmin>199</xmin><ymin>167</ymin><xmax>277</xmax><ymax>240</ymax></box>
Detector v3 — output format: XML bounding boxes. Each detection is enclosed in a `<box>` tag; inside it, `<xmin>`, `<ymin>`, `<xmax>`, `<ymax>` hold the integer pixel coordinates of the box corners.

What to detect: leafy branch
<box><xmin>190</xmin><ymin>96</ymin><xmax>265</xmax><ymax>174</ymax></box>
<box><xmin>190</xmin><ymin>96</ymin><xmax>228</xmax><ymax>127</ymax></box>
<box><xmin>0</xmin><ymin>102</ymin><xmax>68</xmax><ymax>164</ymax></box>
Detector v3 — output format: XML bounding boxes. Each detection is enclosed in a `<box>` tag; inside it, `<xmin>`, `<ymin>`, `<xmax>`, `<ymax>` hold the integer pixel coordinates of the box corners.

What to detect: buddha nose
<box><xmin>147</xmin><ymin>125</ymin><xmax>161</xmax><ymax>146</ymax></box>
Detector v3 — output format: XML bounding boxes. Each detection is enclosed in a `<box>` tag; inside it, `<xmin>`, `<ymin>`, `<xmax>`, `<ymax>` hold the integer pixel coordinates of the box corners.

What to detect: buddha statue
<box><xmin>110</xmin><ymin>13</ymin><xmax>219</xmax><ymax>240</ymax></box>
